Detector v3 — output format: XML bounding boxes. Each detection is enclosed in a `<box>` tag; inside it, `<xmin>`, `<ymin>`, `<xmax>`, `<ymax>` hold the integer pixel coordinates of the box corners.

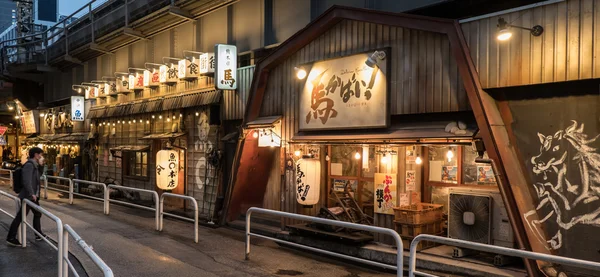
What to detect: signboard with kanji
<box><xmin>143</xmin><ymin>69</ymin><xmax>160</xmax><ymax>87</ymax></box>
<box><xmin>178</xmin><ymin>58</ymin><xmax>200</xmax><ymax>79</ymax></box>
<box><xmin>156</xmin><ymin>150</ymin><xmax>179</xmax><ymax>190</ymax></box>
<box><xmin>71</xmin><ymin>96</ymin><xmax>85</xmax><ymax>121</ymax></box>
<box><xmin>299</xmin><ymin>51</ymin><xmax>388</xmax><ymax>131</ymax></box>
<box><xmin>159</xmin><ymin>64</ymin><xmax>178</xmax><ymax>83</ymax></box>
<box><xmin>20</xmin><ymin>111</ymin><xmax>37</xmax><ymax>134</ymax></box>
<box><xmin>374</xmin><ymin>173</ymin><xmax>396</xmax><ymax>215</ymax></box>
<box><xmin>214</xmin><ymin>44</ymin><xmax>237</xmax><ymax>90</ymax></box>
<box><xmin>199</xmin><ymin>53</ymin><xmax>215</xmax><ymax>74</ymax></box>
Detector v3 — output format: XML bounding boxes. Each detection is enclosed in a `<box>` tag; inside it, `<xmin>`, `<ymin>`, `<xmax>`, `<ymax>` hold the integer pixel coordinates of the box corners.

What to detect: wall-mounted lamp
<box><xmin>81</xmin><ymin>82</ymin><xmax>99</xmax><ymax>88</ymax></box>
<box><xmin>144</xmin><ymin>62</ymin><xmax>163</xmax><ymax>71</ymax></box>
<box><xmin>294</xmin><ymin>67</ymin><xmax>307</xmax><ymax>80</ymax></box>
<box><xmin>415</xmin><ymin>155</ymin><xmax>422</xmax><ymax>165</ymax></box>
<box><xmin>128</xmin><ymin>67</ymin><xmax>146</xmax><ymax>74</ymax></box>
<box><xmin>101</xmin><ymin>76</ymin><xmax>116</xmax><ymax>81</ymax></box>
<box><xmin>162</xmin><ymin>57</ymin><xmax>182</xmax><ymax>65</ymax></box>
<box><xmin>365</xmin><ymin>50</ymin><xmax>386</xmax><ymax>68</ymax></box>
<box><xmin>182</xmin><ymin>50</ymin><xmax>203</xmax><ymax>60</ymax></box>
<box><xmin>497</xmin><ymin>17</ymin><xmax>543</xmax><ymax>41</ymax></box>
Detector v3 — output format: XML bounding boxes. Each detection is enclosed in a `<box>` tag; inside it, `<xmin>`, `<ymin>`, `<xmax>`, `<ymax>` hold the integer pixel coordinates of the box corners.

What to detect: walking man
<box><xmin>6</xmin><ymin>147</ymin><xmax>47</xmax><ymax>246</ymax></box>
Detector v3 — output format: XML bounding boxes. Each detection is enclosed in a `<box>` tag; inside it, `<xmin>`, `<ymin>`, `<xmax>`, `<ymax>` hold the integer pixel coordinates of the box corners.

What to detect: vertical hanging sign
<box><xmin>214</xmin><ymin>44</ymin><xmax>237</xmax><ymax>90</ymax></box>
<box><xmin>156</xmin><ymin>150</ymin><xmax>179</xmax><ymax>190</ymax></box>
<box><xmin>199</xmin><ymin>53</ymin><xmax>215</xmax><ymax>74</ymax></box>
<box><xmin>374</xmin><ymin>173</ymin><xmax>397</xmax><ymax>215</ymax></box>
<box><xmin>71</xmin><ymin>96</ymin><xmax>85</xmax><ymax>121</ymax></box>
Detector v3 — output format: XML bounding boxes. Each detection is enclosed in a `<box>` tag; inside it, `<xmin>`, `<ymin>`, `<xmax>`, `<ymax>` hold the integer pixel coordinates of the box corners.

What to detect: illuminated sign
<box><xmin>215</xmin><ymin>44</ymin><xmax>237</xmax><ymax>90</ymax></box>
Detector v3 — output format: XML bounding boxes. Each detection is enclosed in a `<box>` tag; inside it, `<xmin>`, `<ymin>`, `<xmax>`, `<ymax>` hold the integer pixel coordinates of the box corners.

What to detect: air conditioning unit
<box><xmin>448</xmin><ymin>187</ymin><xmax>515</xmax><ymax>258</ymax></box>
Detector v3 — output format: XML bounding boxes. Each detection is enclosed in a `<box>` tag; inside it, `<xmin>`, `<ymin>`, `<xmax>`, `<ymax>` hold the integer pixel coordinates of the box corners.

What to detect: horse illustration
<box><xmin>525</xmin><ymin>120</ymin><xmax>600</xmax><ymax>250</ymax></box>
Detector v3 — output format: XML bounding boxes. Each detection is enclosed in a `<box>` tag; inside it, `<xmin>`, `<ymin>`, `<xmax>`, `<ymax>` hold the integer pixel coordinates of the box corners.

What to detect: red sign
<box><xmin>0</xmin><ymin>126</ymin><xmax>7</xmax><ymax>135</ymax></box>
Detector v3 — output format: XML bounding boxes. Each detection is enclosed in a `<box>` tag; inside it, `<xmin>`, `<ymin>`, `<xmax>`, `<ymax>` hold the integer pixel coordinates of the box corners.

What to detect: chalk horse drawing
<box><xmin>524</xmin><ymin>120</ymin><xmax>600</xmax><ymax>250</ymax></box>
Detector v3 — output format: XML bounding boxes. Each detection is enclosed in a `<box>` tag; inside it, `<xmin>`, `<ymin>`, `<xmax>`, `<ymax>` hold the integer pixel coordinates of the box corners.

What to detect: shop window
<box><xmin>427</xmin><ymin>146</ymin><xmax>458</xmax><ymax>184</ymax></box>
<box><xmin>462</xmin><ymin>148</ymin><xmax>496</xmax><ymax>185</ymax></box>
<box><xmin>124</xmin><ymin>151</ymin><xmax>149</xmax><ymax>178</ymax></box>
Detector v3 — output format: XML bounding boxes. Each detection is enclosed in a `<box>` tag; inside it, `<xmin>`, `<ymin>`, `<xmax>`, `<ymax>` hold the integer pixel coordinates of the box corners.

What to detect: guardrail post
<box><xmin>245</xmin><ymin>209</ymin><xmax>252</xmax><ymax>260</ymax></box>
<box><xmin>63</xmin><ymin>231</ymin><xmax>69</xmax><ymax>277</ymax></box>
<box><xmin>20</xmin><ymin>200</ymin><xmax>26</xmax><ymax>248</ymax></box>
<box><xmin>153</xmin><ymin>192</ymin><xmax>159</xmax><ymax>231</ymax></box>
<box><xmin>9</xmin><ymin>170</ymin><xmax>13</xmax><ymax>187</ymax></box>
<box><xmin>68</xmin><ymin>179</ymin><xmax>73</xmax><ymax>205</ymax></box>
<box><xmin>159</xmin><ymin>195</ymin><xmax>164</xmax><ymax>232</ymax></box>
<box><xmin>193</xmin><ymin>200</ymin><xmax>198</xmax><ymax>243</ymax></box>
<box><xmin>44</xmin><ymin>175</ymin><xmax>48</xmax><ymax>199</ymax></box>
<box><xmin>104</xmin><ymin>184</ymin><xmax>109</xmax><ymax>215</ymax></box>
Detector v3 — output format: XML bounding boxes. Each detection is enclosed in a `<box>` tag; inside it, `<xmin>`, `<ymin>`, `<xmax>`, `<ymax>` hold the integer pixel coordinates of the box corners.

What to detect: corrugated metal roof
<box><xmin>88</xmin><ymin>107</ymin><xmax>106</xmax><ymax>119</ymax></box>
<box><xmin>109</xmin><ymin>145</ymin><xmax>150</xmax><ymax>152</ymax></box>
<box><xmin>139</xmin><ymin>132</ymin><xmax>186</xmax><ymax>140</ymax></box>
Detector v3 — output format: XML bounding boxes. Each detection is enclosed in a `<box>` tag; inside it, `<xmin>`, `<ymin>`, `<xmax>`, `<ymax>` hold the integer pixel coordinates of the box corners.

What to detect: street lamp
<box><xmin>497</xmin><ymin>17</ymin><xmax>543</xmax><ymax>41</ymax></box>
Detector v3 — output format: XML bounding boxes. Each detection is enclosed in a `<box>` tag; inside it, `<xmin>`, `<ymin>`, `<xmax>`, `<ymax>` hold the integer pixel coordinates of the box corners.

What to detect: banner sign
<box><xmin>374</xmin><ymin>173</ymin><xmax>396</xmax><ymax>215</ymax></box>
<box><xmin>20</xmin><ymin>111</ymin><xmax>37</xmax><ymax>134</ymax></box>
<box><xmin>299</xmin><ymin>51</ymin><xmax>388</xmax><ymax>131</ymax></box>
<box><xmin>215</xmin><ymin>44</ymin><xmax>237</xmax><ymax>90</ymax></box>
<box><xmin>156</xmin><ymin>150</ymin><xmax>179</xmax><ymax>190</ymax></box>
<box><xmin>71</xmin><ymin>96</ymin><xmax>85</xmax><ymax>121</ymax></box>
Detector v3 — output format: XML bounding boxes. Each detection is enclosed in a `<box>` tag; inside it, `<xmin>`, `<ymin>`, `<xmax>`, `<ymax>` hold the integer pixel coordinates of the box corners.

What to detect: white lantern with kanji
<box><xmin>199</xmin><ymin>53</ymin><xmax>215</xmax><ymax>74</ymax></box>
<box><xmin>295</xmin><ymin>157</ymin><xmax>320</xmax><ymax>205</ymax></box>
<box><xmin>143</xmin><ymin>69</ymin><xmax>159</xmax><ymax>87</ymax></box>
<box><xmin>156</xmin><ymin>150</ymin><xmax>179</xmax><ymax>190</ymax></box>
<box><xmin>116</xmin><ymin>76</ymin><xmax>129</xmax><ymax>93</ymax></box>
<box><xmin>159</xmin><ymin>64</ymin><xmax>178</xmax><ymax>83</ymax></box>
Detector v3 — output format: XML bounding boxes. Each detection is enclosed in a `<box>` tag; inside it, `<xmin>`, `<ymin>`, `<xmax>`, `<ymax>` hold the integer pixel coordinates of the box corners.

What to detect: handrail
<box><xmin>107</xmin><ymin>184</ymin><xmax>159</xmax><ymax>230</ymax></box>
<box><xmin>22</xmin><ymin>198</ymin><xmax>64</xmax><ymax>276</ymax></box>
<box><xmin>63</xmin><ymin>224</ymin><xmax>114</xmax><ymax>277</ymax></box>
<box><xmin>0</xmin><ymin>169</ymin><xmax>13</xmax><ymax>185</ymax></box>
<box><xmin>245</xmin><ymin>207</ymin><xmax>404</xmax><ymax>277</ymax></box>
<box><xmin>45</xmin><ymin>176</ymin><xmax>74</xmax><ymax>204</ymax></box>
<box><xmin>0</xmin><ymin>189</ymin><xmax>22</xmax><ymax>242</ymax></box>
<box><xmin>70</xmin><ymin>179</ymin><xmax>109</xmax><ymax>214</ymax></box>
<box><xmin>159</xmin><ymin>192</ymin><xmax>198</xmax><ymax>243</ymax></box>
<box><xmin>408</xmin><ymin>234</ymin><xmax>600</xmax><ymax>277</ymax></box>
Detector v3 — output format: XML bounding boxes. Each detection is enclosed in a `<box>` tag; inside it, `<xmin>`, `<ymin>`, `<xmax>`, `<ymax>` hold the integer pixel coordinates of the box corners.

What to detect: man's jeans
<box><xmin>7</xmin><ymin>198</ymin><xmax>42</xmax><ymax>240</ymax></box>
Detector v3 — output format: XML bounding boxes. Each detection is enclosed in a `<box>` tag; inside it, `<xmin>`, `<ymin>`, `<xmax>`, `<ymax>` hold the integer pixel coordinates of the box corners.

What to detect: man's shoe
<box><xmin>35</xmin><ymin>234</ymin><xmax>48</xmax><ymax>241</ymax></box>
<box><xmin>6</xmin><ymin>238</ymin><xmax>21</xmax><ymax>247</ymax></box>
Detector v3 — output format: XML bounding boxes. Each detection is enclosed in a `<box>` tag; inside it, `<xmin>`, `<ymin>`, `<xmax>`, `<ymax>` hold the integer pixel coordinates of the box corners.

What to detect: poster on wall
<box><xmin>405</xmin><ymin>170</ymin><xmax>416</xmax><ymax>191</ymax></box>
<box><xmin>20</xmin><ymin>111</ymin><xmax>37</xmax><ymax>134</ymax></box>
<box><xmin>441</xmin><ymin>166</ymin><xmax>457</xmax><ymax>183</ymax></box>
<box><xmin>0</xmin><ymin>136</ymin><xmax>6</xmax><ymax>145</ymax></box>
<box><xmin>406</xmin><ymin>146</ymin><xmax>416</xmax><ymax>163</ymax></box>
<box><xmin>299</xmin><ymin>51</ymin><xmax>388</xmax><ymax>131</ymax></box>
<box><xmin>71</xmin><ymin>96</ymin><xmax>85</xmax><ymax>121</ymax></box>
<box><xmin>214</xmin><ymin>44</ymin><xmax>237</xmax><ymax>90</ymax></box>
<box><xmin>374</xmin><ymin>173</ymin><xmax>396</xmax><ymax>215</ymax></box>
<box><xmin>477</xmin><ymin>165</ymin><xmax>496</xmax><ymax>183</ymax></box>
<box><xmin>156</xmin><ymin>150</ymin><xmax>179</xmax><ymax>190</ymax></box>
<box><xmin>399</xmin><ymin>193</ymin><xmax>409</xmax><ymax>207</ymax></box>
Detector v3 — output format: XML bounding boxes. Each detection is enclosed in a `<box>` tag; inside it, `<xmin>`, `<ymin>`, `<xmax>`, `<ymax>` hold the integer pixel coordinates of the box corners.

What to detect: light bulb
<box><xmin>39</xmin><ymin>113</ymin><xmax>45</xmax><ymax>117</ymax></box>
<box><xmin>117</xmin><ymin>120</ymin><xmax>121</xmax><ymax>124</ymax></box>
<box><xmin>179</xmin><ymin>114</ymin><xmax>182</xmax><ymax>117</ymax></box>
<box><xmin>133</xmin><ymin>119</ymin><xmax>136</xmax><ymax>123</ymax></box>
<box><xmin>415</xmin><ymin>155</ymin><xmax>422</xmax><ymax>165</ymax></box>
<box><xmin>195</xmin><ymin>112</ymin><xmax>199</xmax><ymax>116</ymax></box>
<box><xmin>172</xmin><ymin>115</ymin><xmax>176</xmax><ymax>119</ymax></box>
<box><xmin>447</xmin><ymin>149</ymin><xmax>454</xmax><ymax>162</ymax></box>
<box><xmin>252</xmin><ymin>131</ymin><xmax>259</xmax><ymax>138</ymax></box>
<box><xmin>294</xmin><ymin>150</ymin><xmax>301</xmax><ymax>157</ymax></box>
<box><xmin>381</xmin><ymin>154</ymin><xmax>388</xmax><ymax>164</ymax></box>
<box><xmin>159</xmin><ymin>115</ymin><xmax>163</xmax><ymax>119</ymax></box>
<box><xmin>152</xmin><ymin>115</ymin><xmax>155</xmax><ymax>119</ymax></box>
<box><xmin>294</xmin><ymin>67</ymin><xmax>307</xmax><ymax>79</ymax></box>
<box><xmin>354</xmin><ymin>152</ymin><xmax>361</xmax><ymax>160</ymax></box>
<box><xmin>497</xmin><ymin>29</ymin><xmax>512</xmax><ymax>41</ymax></box>
<box><xmin>146</xmin><ymin>120</ymin><xmax>150</xmax><ymax>124</ymax></box>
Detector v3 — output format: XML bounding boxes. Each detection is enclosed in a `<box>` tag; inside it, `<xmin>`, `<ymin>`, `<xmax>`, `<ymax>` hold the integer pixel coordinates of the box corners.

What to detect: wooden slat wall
<box><xmin>259</xmin><ymin>19</ymin><xmax>468</xmax><ymax>144</ymax></box>
<box><xmin>461</xmin><ymin>0</ymin><xmax>600</xmax><ymax>88</ymax></box>
<box><xmin>223</xmin><ymin>66</ymin><xmax>255</xmax><ymax>120</ymax></box>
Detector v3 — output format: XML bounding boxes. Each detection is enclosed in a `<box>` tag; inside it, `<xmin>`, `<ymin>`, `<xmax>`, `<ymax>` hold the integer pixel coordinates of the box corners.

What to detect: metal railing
<box><xmin>42</xmin><ymin>176</ymin><xmax>199</xmax><ymax>242</ymax></box>
<box><xmin>408</xmin><ymin>234</ymin><xmax>600</xmax><ymax>277</ymax></box>
<box><xmin>0</xmin><ymin>169</ymin><xmax>13</xmax><ymax>184</ymax></box>
<box><xmin>106</xmin><ymin>184</ymin><xmax>159</xmax><ymax>230</ymax></box>
<box><xmin>63</xmin><ymin>224</ymin><xmax>113</xmax><ymax>277</ymax></box>
<box><xmin>159</xmin><ymin>193</ymin><xmax>198</xmax><ymax>243</ymax></box>
<box><xmin>0</xmin><ymin>189</ymin><xmax>22</xmax><ymax>242</ymax></box>
<box><xmin>245</xmin><ymin>207</ymin><xmax>404</xmax><ymax>277</ymax></box>
<box><xmin>21</xmin><ymin>198</ymin><xmax>65</xmax><ymax>275</ymax></box>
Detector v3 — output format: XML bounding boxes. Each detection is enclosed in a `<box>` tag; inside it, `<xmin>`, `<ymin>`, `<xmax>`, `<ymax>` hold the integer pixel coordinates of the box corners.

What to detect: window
<box><xmin>124</xmin><ymin>151</ymin><xmax>148</xmax><ymax>178</ymax></box>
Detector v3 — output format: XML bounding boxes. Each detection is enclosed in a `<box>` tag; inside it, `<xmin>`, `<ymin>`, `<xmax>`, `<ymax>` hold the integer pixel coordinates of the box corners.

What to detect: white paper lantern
<box><xmin>129</xmin><ymin>73</ymin><xmax>144</xmax><ymax>90</ymax></box>
<box><xmin>116</xmin><ymin>76</ymin><xmax>129</xmax><ymax>93</ymax></box>
<box><xmin>199</xmin><ymin>53</ymin><xmax>215</xmax><ymax>74</ymax></box>
<box><xmin>295</xmin><ymin>158</ymin><xmax>320</xmax><ymax>205</ymax></box>
<box><xmin>143</xmin><ymin>70</ymin><xmax>159</xmax><ymax>87</ymax></box>
<box><xmin>156</xmin><ymin>150</ymin><xmax>179</xmax><ymax>190</ymax></box>
<box><xmin>159</xmin><ymin>64</ymin><xmax>178</xmax><ymax>83</ymax></box>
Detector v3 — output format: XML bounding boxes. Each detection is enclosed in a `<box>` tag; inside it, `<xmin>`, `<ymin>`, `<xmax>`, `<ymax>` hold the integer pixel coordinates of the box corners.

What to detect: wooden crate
<box><xmin>393</xmin><ymin>203</ymin><xmax>443</xmax><ymax>224</ymax></box>
<box><xmin>402</xmin><ymin>235</ymin><xmax>439</xmax><ymax>251</ymax></box>
<box><xmin>394</xmin><ymin>219</ymin><xmax>443</xmax><ymax>238</ymax></box>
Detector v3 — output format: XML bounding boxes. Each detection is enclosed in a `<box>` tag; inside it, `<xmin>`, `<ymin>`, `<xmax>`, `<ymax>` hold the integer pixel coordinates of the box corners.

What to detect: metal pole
<box><xmin>68</xmin><ymin>179</ymin><xmax>73</xmax><ymax>205</ymax></box>
<box><xmin>159</xmin><ymin>196</ymin><xmax>164</xmax><ymax>231</ymax></box>
<box><xmin>63</xmin><ymin>231</ymin><xmax>69</xmax><ymax>277</ymax></box>
<box><xmin>43</xmin><ymin>32</ymin><xmax>48</xmax><ymax>65</ymax></box>
<box><xmin>245</xmin><ymin>209</ymin><xmax>252</xmax><ymax>260</ymax></box>
<box><xmin>44</xmin><ymin>175</ymin><xmax>48</xmax><ymax>199</ymax></box>
<box><xmin>154</xmin><ymin>192</ymin><xmax>159</xmax><ymax>231</ymax></box>
<box><xmin>64</xmin><ymin>22</ymin><xmax>68</xmax><ymax>55</ymax></box>
<box><xmin>104</xmin><ymin>182</ymin><xmax>110</xmax><ymax>215</ymax></box>
<box><xmin>20</xmin><ymin>200</ymin><xmax>26</xmax><ymax>248</ymax></box>
<box><xmin>193</xmin><ymin>199</ymin><xmax>198</xmax><ymax>243</ymax></box>
<box><xmin>125</xmin><ymin>0</ymin><xmax>129</xmax><ymax>27</ymax></box>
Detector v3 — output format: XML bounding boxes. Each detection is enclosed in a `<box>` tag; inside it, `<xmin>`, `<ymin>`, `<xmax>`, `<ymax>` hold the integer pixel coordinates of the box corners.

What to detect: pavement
<box><xmin>0</xmin><ymin>187</ymin><xmax>398</xmax><ymax>277</ymax></box>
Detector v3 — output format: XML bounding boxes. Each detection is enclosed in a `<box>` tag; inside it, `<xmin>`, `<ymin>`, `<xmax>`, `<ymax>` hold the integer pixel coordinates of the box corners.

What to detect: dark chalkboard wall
<box><xmin>504</xmin><ymin>84</ymin><xmax>600</xmax><ymax>277</ymax></box>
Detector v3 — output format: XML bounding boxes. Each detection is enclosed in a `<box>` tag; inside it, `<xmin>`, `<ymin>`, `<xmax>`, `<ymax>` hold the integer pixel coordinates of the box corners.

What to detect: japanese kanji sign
<box><xmin>156</xmin><ymin>150</ymin><xmax>179</xmax><ymax>190</ymax></box>
<box><xmin>374</xmin><ymin>173</ymin><xmax>396</xmax><ymax>215</ymax></box>
<box><xmin>143</xmin><ymin>69</ymin><xmax>160</xmax><ymax>87</ymax></box>
<box><xmin>215</xmin><ymin>44</ymin><xmax>237</xmax><ymax>90</ymax></box>
<box><xmin>178</xmin><ymin>57</ymin><xmax>200</xmax><ymax>79</ymax></box>
<box><xmin>299</xmin><ymin>51</ymin><xmax>388</xmax><ymax>131</ymax></box>
<box><xmin>104</xmin><ymin>81</ymin><xmax>116</xmax><ymax>95</ymax></box>
<box><xmin>85</xmin><ymin>87</ymin><xmax>98</xmax><ymax>99</ymax></box>
<box><xmin>116</xmin><ymin>76</ymin><xmax>129</xmax><ymax>93</ymax></box>
<box><xmin>20</xmin><ymin>111</ymin><xmax>37</xmax><ymax>134</ymax></box>
<box><xmin>128</xmin><ymin>73</ymin><xmax>144</xmax><ymax>90</ymax></box>
<box><xmin>199</xmin><ymin>52</ymin><xmax>215</xmax><ymax>74</ymax></box>
<box><xmin>71</xmin><ymin>96</ymin><xmax>85</xmax><ymax>122</ymax></box>
<box><xmin>159</xmin><ymin>64</ymin><xmax>178</xmax><ymax>83</ymax></box>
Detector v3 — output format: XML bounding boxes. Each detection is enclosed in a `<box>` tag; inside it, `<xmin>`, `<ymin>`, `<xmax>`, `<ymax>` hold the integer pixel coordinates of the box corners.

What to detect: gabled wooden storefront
<box><xmin>221</xmin><ymin>5</ymin><xmax>600</xmax><ymax>277</ymax></box>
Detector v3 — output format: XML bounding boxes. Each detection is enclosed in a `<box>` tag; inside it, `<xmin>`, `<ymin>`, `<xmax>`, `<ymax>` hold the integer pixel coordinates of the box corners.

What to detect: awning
<box><xmin>114</xmin><ymin>103</ymin><xmax>132</xmax><ymax>117</ymax></box>
<box><xmin>105</xmin><ymin>105</ymin><xmax>118</xmax><ymax>117</ymax></box>
<box><xmin>131</xmin><ymin>100</ymin><xmax>147</xmax><ymax>114</ymax></box>
<box><xmin>245</xmin><ymin>116</ymin><xmax>282</xmax><ymax>129</ymax></box>
<box><xmin>41</xmin><ymin>134</ymin><xmax>69</xmax><ymax>141</ymax></box>
<box><xmin>145</xmin><ymin>98</ymin><xmax>163</xmax><ymax>113</ymax></box>
<box><xmin>291</xmin><ymin>115</ymin><xmax>478</xmax><ymax>143</ymax></box>
<box><xmin>162</xmin><ymin>90</ymin><xmax>221</xmax><ymax>111</ymax></box>
<box><xmin>88</xmin><ymin>107</ymin><xmax>106</xmax><ymax>119</ymax></box>
<box><xmin>139</xmin><ymin>132</ymin><xmax>186</xmax><ymax>140</ymax></box>
<box><xmin>52</xmin><ymin>133</ymin><xmax>89</xmax><ymax>143</ymax></box>
<box><xmin>109</xmin><ymin>145</ymin><xmax>150</xmax><ymax>152</ymax></box>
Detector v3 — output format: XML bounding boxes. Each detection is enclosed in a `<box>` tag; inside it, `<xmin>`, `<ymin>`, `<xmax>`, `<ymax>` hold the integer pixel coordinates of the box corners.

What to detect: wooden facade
<box><xmin>462</xmin><ymin>0</ymin><xmax>600</xmax><ymax>88</ymax></box>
